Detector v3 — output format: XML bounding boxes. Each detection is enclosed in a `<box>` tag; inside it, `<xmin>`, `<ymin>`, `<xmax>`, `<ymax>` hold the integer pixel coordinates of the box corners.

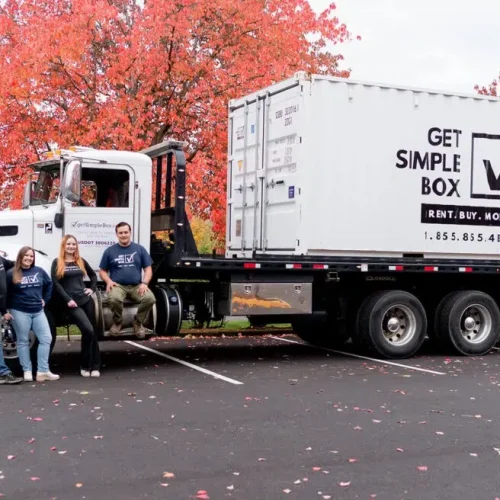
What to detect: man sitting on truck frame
<box><xmin>98</xmin><ymin>222</ymin><xmax>156</xmax><ymax>338</ymax></box>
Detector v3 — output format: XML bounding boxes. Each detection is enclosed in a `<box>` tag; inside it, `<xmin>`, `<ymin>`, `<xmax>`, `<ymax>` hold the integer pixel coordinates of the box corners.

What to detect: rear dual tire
<box><xmin>355</xmin><ymin>290</ymin><xmax>427</xmax><ymax>359</ymax></box>
<box><xmin>434</xmin><ymin>291</ymin><xmax>500</xmax><ymax>356</ymax></box>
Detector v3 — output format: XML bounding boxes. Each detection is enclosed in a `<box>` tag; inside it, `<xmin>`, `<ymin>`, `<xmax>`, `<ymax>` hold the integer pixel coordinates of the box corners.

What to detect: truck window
<box><xmin>0</xmin><ymin>226</ymin><xmax>18</xmax><ymax>236</ymax></box>
<box><xmin>31</xmin><ymin>166</ymin><xmax>60</xmax><ymax>206</ymax></box>
<box><xmin>80</xmin><ymin>168</ymin><xmax>130</xmax><ymax>208</ymax></box>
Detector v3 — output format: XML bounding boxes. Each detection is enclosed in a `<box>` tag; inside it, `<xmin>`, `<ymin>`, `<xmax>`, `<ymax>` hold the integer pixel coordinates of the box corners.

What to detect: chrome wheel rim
<box><xmin>381</xmin><ymin>304</ymin><xmax>417</xmax><ymax>346</ymax></box>
<box><xmin>2</xmin><ymin>330</ymin><xmax>36</xmax><ymax>359</ymax></box>
<box><xmin>459</xmin><ymin>304</ymin><xmax>492</xmax><ymax>344</ymax></box>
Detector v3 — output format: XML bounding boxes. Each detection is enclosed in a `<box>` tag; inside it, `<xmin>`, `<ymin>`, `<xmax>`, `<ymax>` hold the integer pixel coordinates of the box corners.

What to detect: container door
<box><xmin>227</xmin><ymin>99</ymin><xmax>265</xmax><ymax>254</ymax></box>
<box><xmin>260</xmin><ymin>90</ymin><xmax>301</xmax><ymax>252</ymax></box>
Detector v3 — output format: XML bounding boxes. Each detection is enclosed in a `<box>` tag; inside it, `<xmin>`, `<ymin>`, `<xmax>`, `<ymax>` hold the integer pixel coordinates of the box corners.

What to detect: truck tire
<box><xmin>434</xmin><ymin>291</ymin><xmax>500</xmax><ymax>356</ymax></box>
<box><xmin>357</xmin><ymin>290</ymin><xmax>427</xmax><ymax>359</ymax></box>
<box><xmin>292</xmin><ymin>312</ymin><xmax>350</xmax><ymax>348</ymax></box>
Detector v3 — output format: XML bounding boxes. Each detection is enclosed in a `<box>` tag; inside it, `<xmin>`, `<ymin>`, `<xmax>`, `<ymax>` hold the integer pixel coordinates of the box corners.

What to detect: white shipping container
<box><xmin>226</xmin><ymin>72</ymin><xmax>500</xmax><ymax>260</ymax></box>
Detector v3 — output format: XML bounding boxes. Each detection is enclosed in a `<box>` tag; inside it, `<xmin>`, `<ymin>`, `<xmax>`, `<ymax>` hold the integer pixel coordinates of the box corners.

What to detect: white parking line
<box><xmin>125</xmin><ymin>341</ymin><xmax>244</xmax><ymax>385</ymax></box>
<box><xmin>271</xmin><ymin>337</ymin><xmax>446</xmax><ymax>376</ymax></box>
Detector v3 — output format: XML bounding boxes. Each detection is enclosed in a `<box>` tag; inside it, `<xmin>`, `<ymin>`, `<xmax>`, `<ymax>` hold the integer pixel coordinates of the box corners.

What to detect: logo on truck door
<box><xmin>470</xmin><ymin>133</ymin><xmax>500</xmax><ymax>199</ymax></box>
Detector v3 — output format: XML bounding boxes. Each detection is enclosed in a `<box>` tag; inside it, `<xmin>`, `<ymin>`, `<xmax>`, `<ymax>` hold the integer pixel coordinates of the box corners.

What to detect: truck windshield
<box><xmin>31</xmin><ymin>165</ymin><xmax>60</xmax><ymax>206</ymax></box>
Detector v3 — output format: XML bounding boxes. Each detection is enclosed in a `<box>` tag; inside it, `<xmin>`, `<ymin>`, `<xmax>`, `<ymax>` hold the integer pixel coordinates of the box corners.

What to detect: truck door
<box><xmin>63</xmin><ymin>163</ymin><xmax>136</xmax><ymax>270</ymax></box>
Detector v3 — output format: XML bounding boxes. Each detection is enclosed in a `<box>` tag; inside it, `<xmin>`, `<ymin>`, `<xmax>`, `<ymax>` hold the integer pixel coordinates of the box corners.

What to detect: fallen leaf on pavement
<box><xmin>163</xmin><ymin>472</ymin><xmax>175</xmax><ymax>478</ymax></box>
<box><xmin>75</xmin><ymin>483</ymin><xmax>83</xmax><ymax>488</ymax></box>
<box><xmin>417</xmin><ymin>466</ymin><xmax>428</xmax><ymax>471</ymax></box>
<box><xmin>339</xmin><ymin>481</ymin><xmax>351</xmax><ymax>487</ymax></box>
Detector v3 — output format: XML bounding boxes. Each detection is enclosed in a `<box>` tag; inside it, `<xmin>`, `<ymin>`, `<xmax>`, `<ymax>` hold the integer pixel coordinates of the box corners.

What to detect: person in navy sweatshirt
<box><xmin>5</xmin><ymin>246</ymin><xmax>59</xmax><ymax>382</ymax></box>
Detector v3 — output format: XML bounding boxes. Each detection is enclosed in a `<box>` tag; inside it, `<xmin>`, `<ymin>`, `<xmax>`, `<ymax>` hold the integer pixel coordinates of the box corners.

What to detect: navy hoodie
<box><xmin>6</xmin><ymin>266</ymin><xmax>53</xmax><ymax>313</ymax></box>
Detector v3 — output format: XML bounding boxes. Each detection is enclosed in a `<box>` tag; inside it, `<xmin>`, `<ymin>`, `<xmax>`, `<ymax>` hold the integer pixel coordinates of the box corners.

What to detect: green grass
<box><xmin>57</xmin><ymin>325</ymin><xmax>81</xmax><ymax>336</ymax></box>
<box><xmin>57</xmin><ymin>318</ymin><xmax>292</xmax><ymax>336</ymax></box>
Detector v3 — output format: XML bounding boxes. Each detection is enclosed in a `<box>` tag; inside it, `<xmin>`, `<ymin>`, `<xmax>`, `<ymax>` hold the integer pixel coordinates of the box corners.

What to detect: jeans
<box><xmin>11</xmin><ymin>309</ymin><xmax>52</xmax><ymax>373</ymax></box>
<box><xmin>0</xmin><ymin>341</ymin><xmax>11</xmax><ymax>376</ymax></box>
<box><xmin>66</xmin><ymin>299</ymin><xmax>101</xmax><ymax>371</ymax></box>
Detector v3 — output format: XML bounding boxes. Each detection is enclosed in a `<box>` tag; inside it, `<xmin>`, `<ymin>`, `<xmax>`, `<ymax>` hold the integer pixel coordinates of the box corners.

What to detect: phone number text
<box><xmin>424</xmin><ymin>231</ymin><xmax>500</xmax><ymax>243</ymax></box>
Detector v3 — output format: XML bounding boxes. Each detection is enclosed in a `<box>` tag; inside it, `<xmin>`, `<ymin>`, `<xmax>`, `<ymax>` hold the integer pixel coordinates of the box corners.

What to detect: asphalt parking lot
<box><xmin>1</xmin><ymin>335</ymin><xmax>500</xmax><ymax>500</ymax></box>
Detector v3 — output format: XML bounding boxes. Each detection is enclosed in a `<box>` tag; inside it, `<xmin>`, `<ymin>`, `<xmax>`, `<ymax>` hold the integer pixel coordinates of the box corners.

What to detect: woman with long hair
<box><xmin>5</xmin><ymin>246</ymin><xmax>59</xmax><ymax>382</ymax></box>
<box><xmin>51</xmin><ymin>235</ymin><xmax>100</xmax><ymax>377</ymax></box>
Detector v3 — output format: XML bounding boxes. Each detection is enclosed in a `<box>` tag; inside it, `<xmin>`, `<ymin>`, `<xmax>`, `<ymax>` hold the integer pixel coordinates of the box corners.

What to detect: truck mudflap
<box><xmin>220</xmin><ymin>282</ymin><xmax>312</xmax><ymax>316</ymax></box>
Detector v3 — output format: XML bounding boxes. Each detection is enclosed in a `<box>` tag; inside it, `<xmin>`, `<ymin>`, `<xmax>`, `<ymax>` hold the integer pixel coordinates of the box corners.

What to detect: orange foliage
<box><xmin>475</xmin><ymin>78</ymin><xmax>498</xmax><ymax>97</ymax></box>
<box><xmin>0</xmin><ymin>0</ymin><xmax>355</xmax><ymax>241</ymax></box>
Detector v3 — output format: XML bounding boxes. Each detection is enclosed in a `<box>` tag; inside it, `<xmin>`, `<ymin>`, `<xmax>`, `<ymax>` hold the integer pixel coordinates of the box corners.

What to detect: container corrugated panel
<box><xmin>226</xmin><ymin>72</ymin><xmax>500</xmax><ymax>260</ymax></box>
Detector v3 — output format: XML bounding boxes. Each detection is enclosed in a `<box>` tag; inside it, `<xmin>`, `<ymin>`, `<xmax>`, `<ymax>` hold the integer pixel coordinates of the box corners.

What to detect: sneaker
<box><xmin>0</xmin><ymin>373</ymin><xmax>23</xmax><ymax>384</ymax></box>
<box><xmin>23</xmin><ymin>371</ymin><xmax>33</xmax><ymax>382</ymax></box>
<box><xmin>109</xmin><ymin>323</ymin><xmax>122</xmax><ymax>336</ymax></box>
<box><xmin>133</xmin><ymin>319</ymin><xmax>146</xmax><ymax>339</ymax></box>
<box><xmin>90</xmin><ymin>370</ymin><xmax>100</xmax><ymax>378</ymax></box>
<box><xmin>36</xmin><ymin>372</ymin><xmax>60</xmax><ymax>382</ymax></box>
<box><xmin>80</xmin><ymin>370</ymin><xmax>91</xmax><ymax>378</ymax></box>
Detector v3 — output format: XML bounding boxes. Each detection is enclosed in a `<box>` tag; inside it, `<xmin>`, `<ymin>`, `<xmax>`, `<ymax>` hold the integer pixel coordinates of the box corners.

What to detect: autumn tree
<box><xmin>0</xmin><ymin>0</ymin><xmax>355</xmax><ymax>240</ymax></box>
<box><xmin>475</xmin><ymin>77</ymin><xmax>498</xmax><ymax>96</ymax></box>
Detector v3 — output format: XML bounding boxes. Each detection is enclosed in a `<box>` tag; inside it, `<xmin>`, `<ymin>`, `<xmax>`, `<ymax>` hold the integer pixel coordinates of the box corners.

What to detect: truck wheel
<box><xmin>4</xmin><ymin>311</ymin><xmax>57</xmax><ymax>375</ymax></box>
<box><xmin>357</xmin><ymin>290</ymin><xmax>427</xmax><ymax>359</ymax></box>
<box><xmin>292</xmin><ymin>312</ymin><xmax>350</xmax><ymax>348</ymax></box>
<box><xmin>434</xmin><ymin>291</ymin><xmax>500</xmax><ymax>355</ymax></box>
<box><xmin>3</xmin><ymin>329</ymin><xmax>36</xmax><ymax>374</ymax></box>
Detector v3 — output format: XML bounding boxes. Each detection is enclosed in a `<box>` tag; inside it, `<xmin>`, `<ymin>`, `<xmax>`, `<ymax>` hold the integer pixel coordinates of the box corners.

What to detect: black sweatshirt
<box><xmin>0</xmin><ymin>257</ymin><xmax>14</xmax><ymax>315</ymax></box>
<box><xmin>50</xmin><ymin>259</ymin><xmax>97</xmax><ymax>306</ymax></box>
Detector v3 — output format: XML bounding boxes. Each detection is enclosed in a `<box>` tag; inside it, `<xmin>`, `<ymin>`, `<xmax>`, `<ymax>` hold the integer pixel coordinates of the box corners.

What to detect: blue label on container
<box><xmin>251</xmin><ymin>124</ymin><xmax>255</xmax><ymax>134</ymax></box>
<box><xmin>288</xmin><ymin>186</ymin><xmax>295</xmax><ymax>199</ymax></box>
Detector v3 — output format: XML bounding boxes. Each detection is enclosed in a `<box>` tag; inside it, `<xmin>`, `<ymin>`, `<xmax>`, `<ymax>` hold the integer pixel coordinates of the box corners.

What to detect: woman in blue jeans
<box><xmin>5</xmin><ymin>246</ymin><xmax>59</xmax><ymax>382</ymax></box>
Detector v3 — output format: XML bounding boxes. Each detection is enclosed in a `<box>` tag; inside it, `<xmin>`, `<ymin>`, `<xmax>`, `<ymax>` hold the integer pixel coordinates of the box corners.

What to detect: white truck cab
<box><xmin>0</xmin><ymin>147</ymin><xmax>153</xmax><ymax>273</ymax></box>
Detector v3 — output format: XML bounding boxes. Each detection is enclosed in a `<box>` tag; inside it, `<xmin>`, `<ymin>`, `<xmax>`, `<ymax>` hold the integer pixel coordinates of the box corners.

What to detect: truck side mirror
<box><xmin>62</xmin><ymin>160</ymin><xmax>82</xmax><ymax>203</ymax></box>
